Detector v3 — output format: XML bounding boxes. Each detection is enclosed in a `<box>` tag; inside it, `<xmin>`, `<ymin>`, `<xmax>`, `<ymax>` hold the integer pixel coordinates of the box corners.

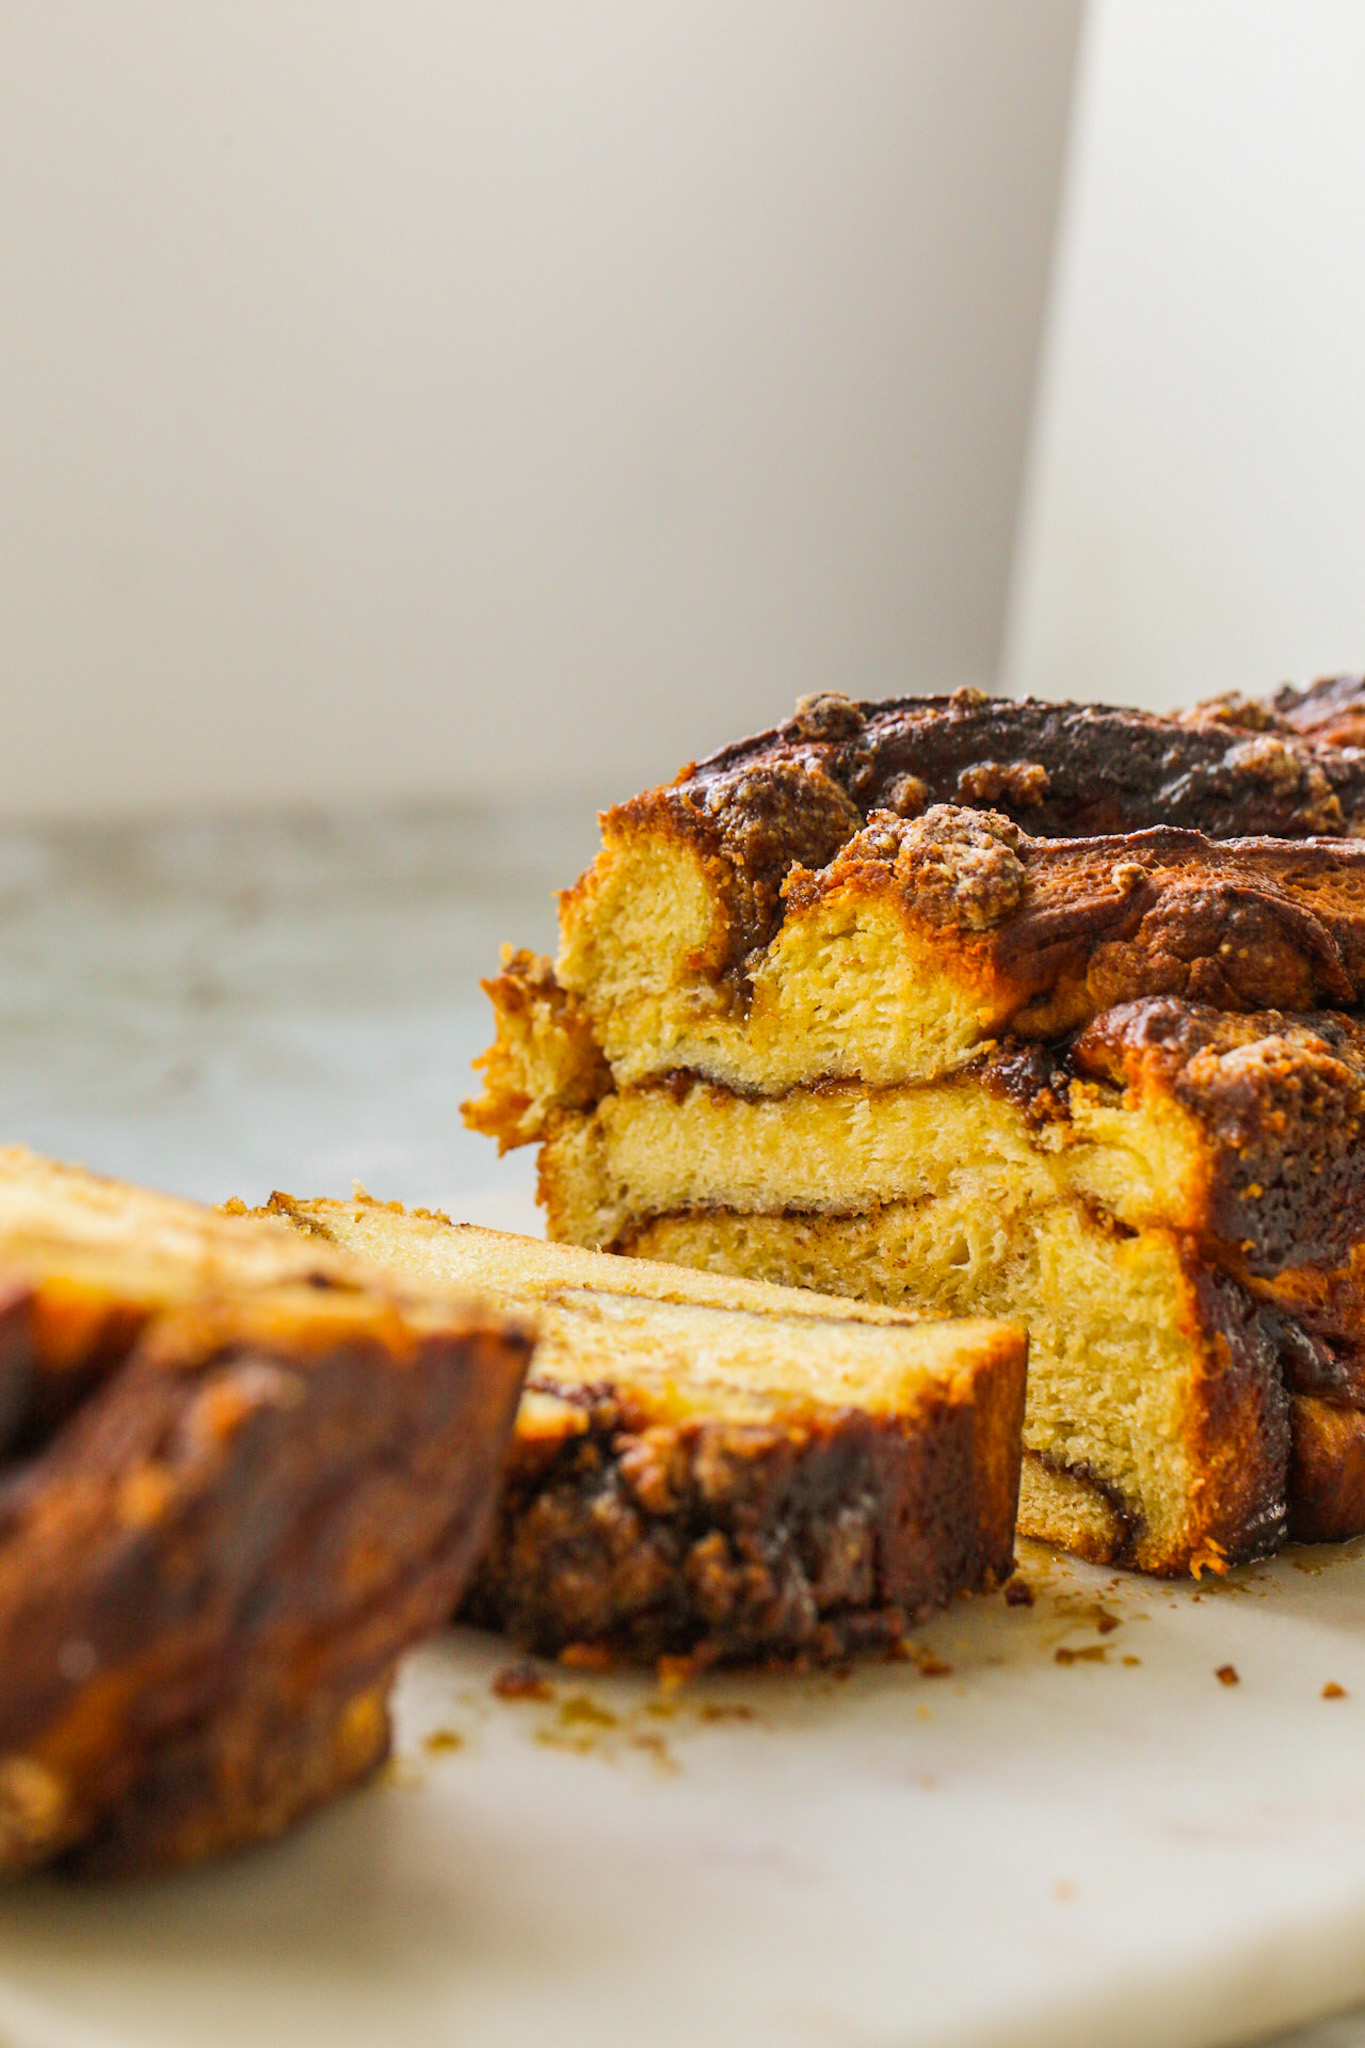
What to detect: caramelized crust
<box><xmin>0</xmin><ymin>1142</ymin><xmax>458</xmax><ymax>1454</ymax></box>
<box><xmin>264</xmin><ymin>1197</ymin><xmax>1027</xmax><ymax>1665</ymax></box>
<box><xmin>1287</xmin><ymin>1396</ymin><xmax>1365</xmax><ymax>1541</ymax></box>
<box><xmin>1195</xmin><ymin>672</ymin><xmax>1365</xmax><ymax>753</ymax></box>
<box><xmin>552</xmin><ymin>692</ymin><xmax>1365</xmax><ymax>1073</ymax></box>
<box><xmin>1068</xmin><ymin>1001</ymin><xmax>1365</xmax><ymax>1277</ymax></box>
<box><xmin>637</xmin><ymin>691</ymin><xmax>1365</xmax><ymax>963</ymax></box>
<box><xmin>797</xmin><ymin>813</ymin><xmax>1365</xmax><ymax>1012</ymax></box>
<box><xmin>516</xmin><ymin>804</ymin><xmax>1365</xmax><ymax>1106</ymax></box>
<box><xmin>464</xmin><ymin>1385</ymin><xmax>1015</xmax><ymax>1664</ymax></box>
<box><xmin>0</xmin><ymin>1152</ymin><xmax>530</xmax><ymax>1876</ymax></box>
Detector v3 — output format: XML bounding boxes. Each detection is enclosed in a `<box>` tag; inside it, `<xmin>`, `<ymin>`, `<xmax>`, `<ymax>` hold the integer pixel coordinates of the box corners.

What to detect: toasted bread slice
<box><xmin>262</xmin><ymin>1195</ymin><xmax>1027</xmax><ymax>1666</ymax></box>
<box><xmin>0</xmin><ymin>1148</ymin><xmax>529</xmax><ymax>1876</ymax></box>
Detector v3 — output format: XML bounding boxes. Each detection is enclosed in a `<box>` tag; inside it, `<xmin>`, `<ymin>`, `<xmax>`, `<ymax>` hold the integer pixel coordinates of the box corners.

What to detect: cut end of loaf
<box><xmin>466</xmin><ymin>689</ymin><xmax>1365</xmax><ymax>1580</ymax></box>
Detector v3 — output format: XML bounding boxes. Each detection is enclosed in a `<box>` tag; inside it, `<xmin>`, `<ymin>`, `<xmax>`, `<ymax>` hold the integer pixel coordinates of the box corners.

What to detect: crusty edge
<box><xmin>1177</xmin><ymin>1258</ymin><xmax>1291</xmax><ymax>1573</ymax></box>
<box><xmin>0</xmin><ymin>1303</ymin><xmax>531</xmax><ymax>1877</ymax></box>
<box><xmin>463</xmin><ymin>949</ymin><xmax>611</xmax><ymax>1152</ymax></box>
<box><xmin>1287</xmin><ymin>1395</ymin><xmax>1365</xmax><ymax>1543</ymax></box>
<box><xmin>460</xmin><ymin>1332</ymin><xmax>1025</xmax><ymax>1665</ymax></box>
<box><xmin>1021</xmin><ymin>1250</ymin><xmax>1292</xmax><ymax>1576</ymax></box>
<box><xmin>1023</xmin><ymin>1248</ymin><xmax>1359</xmax><ymax>1570</ymax></box>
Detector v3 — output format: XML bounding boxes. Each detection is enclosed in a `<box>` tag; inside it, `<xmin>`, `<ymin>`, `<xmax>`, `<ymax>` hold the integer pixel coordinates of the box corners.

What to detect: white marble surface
<box><xmin>1</xmin><ymin>800</ymin><xmax>1365</xmax><ymax>2048</ymax></box>
<box><xmin>0</xmin><ymin>799</ymin><xmax>599</xmax><ymax>1224</ymax></box>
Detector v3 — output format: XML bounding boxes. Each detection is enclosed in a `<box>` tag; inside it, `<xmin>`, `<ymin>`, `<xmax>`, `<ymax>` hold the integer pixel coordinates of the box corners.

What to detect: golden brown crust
<box><xmin>0</xmin><ymin>1142</ymin><xmax>505</xmax><ymax>1455</ymax></box>
<box><xmin>1065</xmin><ymin>1000</ymin><xmax>1365</xmax><ymax>1277</ymax></box>
<box><xmin>1180</xmin><ymin>1259</ymin><xmax>1292</xmax><ymax>1570</ymax></box>
<box><xmin>463</xmin><ymin>1360</ymin><xmax>1023</xmax><ymax>1662</ymax></box>
<box><xmin>1286</xmin><ymin>1395</ymin><xmax>1365</xmax><ymax>1542</ymax></box>
<box><xmin>463</xmin><ymin>950</ymin><xmax>612</xmax><ymax>1152</ymax></box>
<box><xmin>567</xmin><ymin>754</ymin><xmax>864</xmax><ymax>989</ymax></box>
<box><xmin>585</xmin><ymin>688</ymin><xmax>1365</xmax><ymax>985</ymax></box>
<box><xmin>68</xmin><ymin>1680</ymin><xmax>393</xmax><ymax>1878</ymax></box>
<box><xmin>795</xmin><ymin>810</ymin><xmax>1365</xmax><ymax>1032</ymax></box>
<box><xmin>0</xmin><ymin>1291</ymin><xmax>529</xmax><ymax>1876</ymax></box>
<box><xmin>544</xmin><ymin>800</ymin><xmax>1365</xmax><ymax>1104</ymax></box>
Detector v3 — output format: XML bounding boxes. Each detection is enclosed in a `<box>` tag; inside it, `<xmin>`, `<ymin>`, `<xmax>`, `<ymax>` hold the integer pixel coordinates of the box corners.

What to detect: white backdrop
<box><xmin>1005</xmin><ymin>0</ymin><xmax>1365</xmax><ymax>713</ymax></box>
<box><xmin>0</xmin><ymin>1</ymin><xmax>1079</xmax><ymax>819</ymax></box>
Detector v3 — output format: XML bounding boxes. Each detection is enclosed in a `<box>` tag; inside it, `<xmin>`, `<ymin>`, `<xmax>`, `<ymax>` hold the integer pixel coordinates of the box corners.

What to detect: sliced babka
<box><xmin>261</xmin><ymin>1195</ymin><xmax>1027</xmax><ymax>1667</ymax></box>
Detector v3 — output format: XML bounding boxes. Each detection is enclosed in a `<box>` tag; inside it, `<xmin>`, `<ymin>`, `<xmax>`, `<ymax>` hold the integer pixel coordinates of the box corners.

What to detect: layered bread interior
<box><xmin>467</xmin><ymin>694</ymin><xmax>1365</xmax><ymax>1576</ymax></box>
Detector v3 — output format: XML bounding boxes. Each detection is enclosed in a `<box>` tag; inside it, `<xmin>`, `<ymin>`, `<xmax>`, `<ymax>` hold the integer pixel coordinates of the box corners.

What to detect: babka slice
<box><xmin>465</xmin><ymin>692</ymin><xmax>1365</xmax><ymax>1576</ymax></box>
<box><xmin>536</xmin><ymin>683</ymin><xmax>1364</xmax><ymax>1085</ymax></box>
<box><xmin>0</xmin><ymin>1148</ymin><xmax>529</xmax><ymax>1876</ymax></box>
<box><xmin>537</xmin><ymin>806</ymin><xmax>1365</xmax><ymax>1099</ymax></box>
<box><xmin>261</xmin><ymin>1195</ymin><xmax>1027</xmax><ymax>1667</ymax></box>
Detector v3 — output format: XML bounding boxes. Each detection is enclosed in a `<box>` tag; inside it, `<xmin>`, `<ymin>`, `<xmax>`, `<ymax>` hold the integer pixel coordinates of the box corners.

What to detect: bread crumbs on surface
<box><xmin>492</xmin><ymin>1662</ymin><xmax>553</xmax><ymax>1702</ymax></box>
<box><xmin>423</xmin><ymin>1729</ymin><xmax>464</xmax><ymax>1754</ymax></box>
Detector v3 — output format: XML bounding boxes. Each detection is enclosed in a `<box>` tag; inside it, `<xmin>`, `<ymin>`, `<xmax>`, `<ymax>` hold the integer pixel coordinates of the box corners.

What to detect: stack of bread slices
<box><xmin>261</xmin><ymin>1193</ymin><xmax>1026</xmax><ymax>1667</ymax></box>
<box><xmin>468</xmin><ymin>682</ymin><xmax>1365</xmax><ymax>1575</ymax></box>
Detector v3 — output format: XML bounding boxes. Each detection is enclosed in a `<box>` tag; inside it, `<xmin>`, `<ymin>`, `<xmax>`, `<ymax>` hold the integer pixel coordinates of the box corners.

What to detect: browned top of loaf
<box><xmin>790</xmin><ymin>808</ymin><xmax>1365</xmax><ymax>1023</ymax></box>
<box><xmin>1199</xmin><ymin>673</ymin><xmax>1365</xmax><ymax>752</ymax></box>
<box><xmin>605</xmin><ymin>689</ymin><xmax>1365</xmax><ymax>971</ymax></box>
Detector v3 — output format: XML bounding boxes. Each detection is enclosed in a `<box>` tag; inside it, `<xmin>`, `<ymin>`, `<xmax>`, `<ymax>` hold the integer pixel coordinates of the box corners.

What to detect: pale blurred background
<box><xmin>4</xmin><ymin>0</ymin><xmax>1081</xmax><ymax>818</ymax></box>
<box><xmin>1005</xmin><ymin>0</ymin><xmax>1365</xmax><ymax>711</ymax></box>
<box><xmin>8</xmin><ymin>2</ymin><xmax>1365</xmax><ymax>821</ymax></box>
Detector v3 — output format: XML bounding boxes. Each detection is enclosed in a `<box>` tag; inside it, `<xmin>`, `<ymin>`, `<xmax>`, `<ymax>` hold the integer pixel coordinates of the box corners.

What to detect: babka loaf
<box><xmin>0</xmin><ymin>1147</ymin><xmax>529</xmax><ymax>1875</ymax></box>
<box><xmin>466</xmin><ymin>691</ymin><xmax>1365</xmax><ymax>1575</ymax></box>
<box><xmin>261</xmin><ymin>1195</ymin><xmax>1027</xmax><ymax>1666</ymax></box>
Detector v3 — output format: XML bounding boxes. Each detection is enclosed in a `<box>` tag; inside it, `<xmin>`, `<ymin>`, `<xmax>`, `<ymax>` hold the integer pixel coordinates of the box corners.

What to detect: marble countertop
<box><xmin>1</xmin><ymin>798</ymin><xmax>1363</xmax><ymax>2048</ymax></box>
<box><xmin>0</xmin><ymin>798</ymin><xmax>601</xmax><ymax>1224</ymax></box>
